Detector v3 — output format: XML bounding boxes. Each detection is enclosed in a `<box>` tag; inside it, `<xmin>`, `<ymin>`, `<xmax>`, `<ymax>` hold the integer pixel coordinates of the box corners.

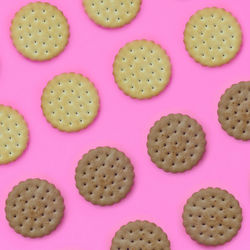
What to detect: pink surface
<box><xmin>0</xmin><ymin>0</ymin><xmax>249</xmax><ymax>249</ymax></box>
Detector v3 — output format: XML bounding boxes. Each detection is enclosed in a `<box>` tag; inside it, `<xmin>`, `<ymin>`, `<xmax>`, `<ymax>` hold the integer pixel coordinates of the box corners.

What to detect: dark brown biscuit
<box><xmin>182</xmin><ymin>187</ymin><xmax>242</xmax><ymax>246</ymax></box>
<box><xmin>147</xmin><ymin>114</ymin><xmax>206</xmax><ymax>173</ymax></box>
<box><xmin>218</xmin><ymin>81</ymin><xmax>250</xmax><ymax>140</ymax></box>
<box><xmin>75</xmin><ymin>147</ymin><xmax>134</xmax><ymax>206</ymax></box>
<box><xmin>111</xmin><ymin>220</ymin><xmax>171</xmax><ymax>250</ymax></box>
<box><xmin>5</xmin><ymin>178</ymin><xmax>64</xmax><ymax>238</ymax></box>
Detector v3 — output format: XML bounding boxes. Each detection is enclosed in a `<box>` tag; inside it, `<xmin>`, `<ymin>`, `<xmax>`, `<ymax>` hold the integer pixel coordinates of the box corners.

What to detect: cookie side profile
<box><xmin>218</xmin><ymin>81</ymin><xmax>250</xmax><ymax>140</ymax></box>
<box><xmin>113</xmin><ymin>40</ymin><xmax>171</xmax><ymax>99</ymax></box>
<box><xmin>111</xmin><ymin>220</ymin><xmax>171</xmax><ymax>250</ymax></box>
<box><xmin>5</xmin><ymin>178</ymin><xmax>64</xmax><ymax>238</ymax></box>
<box><xmin>83</xmin><ymin>0</ymin><xmax>141</xmax><ymax>28</ymax></box>
<box><xmin>184</xmin><ymin>7</ymin><xmax>242</xmax><ymax>67</ymax></box>
<box><xmin>41</xmin><ymin>73</ymin><xmax>100</xmax><ymax>132</ymax></box>
<box><xmin>0</xmin><ymin>105</ymin><xmax>29</xmax><ymax>164</ymax></box>
<box><xmin>182</xmin><ymin>187</ymin><xmax>242</xmax><ymax>246</ymax></box>
<box><xmin>147</xmin><ymin>114</ymin><xmax>206</xmax><ymax>173</ymax></box>
<box><xmin>75</xmin><ymin>147</ymin><xmax>134</xmax><ymax>206</ymax></box>
<box><xmin>11</xmin><ymin>2</ymin><xmax>69</xmax><ymax>61</ymax></box>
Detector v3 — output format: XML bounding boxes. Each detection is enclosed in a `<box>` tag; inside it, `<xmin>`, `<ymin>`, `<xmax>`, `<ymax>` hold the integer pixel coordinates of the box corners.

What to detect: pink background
<box><xmin>0</xmin><ymin>0</ymin><xmax>249</xmax><ymax>249</ymax></box>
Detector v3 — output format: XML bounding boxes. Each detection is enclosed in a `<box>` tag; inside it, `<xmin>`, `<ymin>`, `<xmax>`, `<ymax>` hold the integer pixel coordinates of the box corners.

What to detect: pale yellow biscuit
<box><xmin>113</xmin><ymin>40</ymin><xmax>171</xmax><ymax>99</ymax></box>
<box><xmin>41</xmin><ymin>73</ymin><xmax>99</xmax><ymax>132</ymax></box>
<box><xmin>11</xmin><ymin>2</ymin><xmax>69</xmax><ymax>61</ymax></box>
<box><xmin>184</xmin><ymin>7</ymin><xmax>242</xmax><ymax>67</ymax></box>
<box><xmin>83</xmin><ymin>0</ymin><xmax>141</xmax><ymax>28</ymax></box>
<box><xmin>0</xmin><ymin>105</ymin><xmax>29</xmax><ymax>164</ymax></box>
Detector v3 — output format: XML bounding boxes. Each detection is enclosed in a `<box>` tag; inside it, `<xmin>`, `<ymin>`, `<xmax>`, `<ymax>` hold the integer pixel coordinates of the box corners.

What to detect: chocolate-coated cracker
<box><xmin>5</xmin><ymin>178</ymin><xmax>64</xmax><ymax>238</ymax></box>
<box><xmin>147</xmin><ymin>114</ymin><xmax>206</xmax><ymax>173</ymax></box>
<box><xmin>218</xmin><ymin>81</ymin><xmax>250</xmax><ymax>140</ymax></box>
<box><xmin>111</xmin><ymin>220</ymin><xmax>171</xmax><ymax>250</ymax></box>
<box><xmin>182</xmin><ymin>187</ymin><xmax>242</xmax><ymax>246</ymax></box>
<box><xmin>75</xmin><ymin>147</ymin><xmax>134</xmax><ymax>206</ymax></box>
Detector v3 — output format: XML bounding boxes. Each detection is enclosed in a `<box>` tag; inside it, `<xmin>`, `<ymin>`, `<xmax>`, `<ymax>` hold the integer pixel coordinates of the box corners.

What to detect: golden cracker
<box><xmin>11</xmin><ymin>2</ymin><xmax>69</xmax><ymax>61</ymax></box>
<box><xmin>0</xmin><ymin>105</ymin><xmax>29</xmax><ymax>164</ymax></box>
<box><xmin>83</xmin><ymin>0</ymin><xmax>141</xmax><ymax>28</ymax></box>
<box><xmin>184</xmin><ymin>7</ymin><xmax>242</xmax><ymax>67</ymax></box>
<box><xmin>113</xmin><ymin>40</ymin><xmax>171</xmax><ymax>99</ymax></box>
<box><xmin>41</xmin><ymin>73</ymin><xmax>99</xmax><ymax>132</ymax></box>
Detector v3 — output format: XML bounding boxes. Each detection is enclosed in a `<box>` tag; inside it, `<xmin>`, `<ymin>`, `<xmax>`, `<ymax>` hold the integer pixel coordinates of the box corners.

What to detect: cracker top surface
<box><xmin>184</xmin><ymin>7</ymin><xmax>242</xmax><ymax>66</ymax></box>
<box><xmin>83</xmin><ymin>0</ymin><xmax>141</xmax><ymax>28</ymax></box>
<box><xmin>183</xmin><ymin>187</ymin><xmax>242</xmax><ymax>246</ymax></box>
<box><xmin>218</xmin><ymin>82</ymin><xmax>250</xmax><ymax>140</ymax></box>
<box><xmin>113</xmin><ymin>40</ymin><xmax>171</xmax><ymax>99</ymax></box>
<box><xmin>5</xmin><ymin>178</ymin><xmax>64</xmax><ymax>238</ymax></box>
<box><xmin>11</xmin><ymin>2</ymin><xmax>69</xmax><ymax>61</ymax></box>
<box><xmin>147</xmin><ymin>114</ymin><xmax>206</xmax><ymax>173</ymax></box>
<box><xmin>0</xmin><ymin>105</ymin><xmax>29</xmax><ymax>164</ymax></box>
<box><xmin>111</xmin><ymin>220</ymin><xmax>170</xmax><ymax>250</ymax></box>
<box><xmin>75</xmin><ymin>147</ymin><xmax>134</xmax><ymax>206</ymax></box>
<box><xmin>41</xmin><ymin>73</ymin><xmax>99</xmax><ymax>132</ymax></box>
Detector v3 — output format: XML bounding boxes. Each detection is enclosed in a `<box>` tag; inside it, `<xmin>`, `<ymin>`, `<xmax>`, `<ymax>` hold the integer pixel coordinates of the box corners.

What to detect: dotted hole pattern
<box><xmin>147</xmin><ymin>114</ymin><xmax>206</xmax><ymax>173</ymax></box>
<box><xmin>84</xmin><ymin>0</ymin><xmax>141</xmax><ymax>28</ymax></box>
<box><xmin>111</xmin><ymin>220</ymin><xmax>170</xmax><ymax>250</ymax></box>
<box><xmin>75</xmin><ymin>147</ymin><xmax>134</xmax><ymax>206</ymax></box>
<box><xmin>5</xmin><ymin>179</ymin><xmax>64</xmax><ymax>238</ymax></box>
<box><xmin>218</xmin><ymin>82</ymin><xmax>250</xmax><ymax>140</ymax></box>
<box><xmin>0</xmin><ymin>105</ymin><xmax>28</xmax><ymax>164</ymax></box>
<box><xmin>11</xmin><ymin>2</ymin><xmax>69</xmax><ymax>60</ymax></box>
<box><xmin>183</xmin><ymin>188</ymin><xmax>242</xmax><ymax>246</ymax></box>
<box><xmin>41</xmin><ymin>73</ymin><xmax>99</xmax><ymax>132</ymax></box>
<box><xmin>184</xmin><ymin>7</ymin><xmax>242</xmax><ymax>66</ymax></box>
<box><xmin>113</xmin><ymin>40</ymin><xmax>171</xmax><ymax>99</ymax></box>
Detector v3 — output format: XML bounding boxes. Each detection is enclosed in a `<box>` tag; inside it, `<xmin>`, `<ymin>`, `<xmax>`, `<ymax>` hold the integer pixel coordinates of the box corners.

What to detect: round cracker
<box><xmin>5</xmin><ymin>178</ymin><xmax>64</xmax><ymax>238</ymax></box>
<box><xmin>113</xmin><ymin>40</ymin><xmax>171</xmax><ymax>99</ymax></box>
<box><xmin>11</xmin><ymin>2</ymin><xmax>69</xmax><ymax>61</ymax></box>
<box><xmin>147</xmin><ymin>114</ymin><xmax>206</xmax><ymax>173</ymax></box>
<box><xmin>0</xmin><ymin>105</ymin><xmax>29</xmax><ymax>165</ymax></box>
<box><xmin>182</xmin><ymin>187</ymin><xmax>242</xmax><ymax>246</ymax></box>
<box><xmin>111</xmin><ymin>220</ymin><xmax>171</xmax><ymax>250</ymax></box>
<box><xmin>184</xmin><ymin>7</ymin><xmax>242</xmax><ymax>67</ymax></box>
<box><xmin>83</xmin><ymin>0</ymin><xmax>141</xmax><ymax>28</ymax></box>
<box><xmin>75</xmin><ymin>147</ymin><xmax>134</xmax><ymax>206</ymax></box>
<box><xmin>41</xmin><ymin>73</ymin><xmax>99</xmax><ymax>132</ymax></box>
<box><xmin>218</xmin><ymin>82</ymin><xmax>250</xmax><ymax>140</ymax></box>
